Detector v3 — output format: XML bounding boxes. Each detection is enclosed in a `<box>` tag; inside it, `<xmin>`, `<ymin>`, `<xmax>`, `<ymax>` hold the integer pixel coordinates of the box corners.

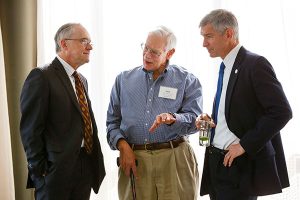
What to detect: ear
<box><xmin>60</xmin><ymin>39</ymin><xmax>68</xmax><ymax>49</ymax></box>
<box><xmin>166</xmin><ymin>48</ymin><xmax>175</xmax><ymax>60</ymax></box>
<box><xmin>225</xmin><ymin>28</ymin><xmax>234</xmax><ymax>39</ymax></box>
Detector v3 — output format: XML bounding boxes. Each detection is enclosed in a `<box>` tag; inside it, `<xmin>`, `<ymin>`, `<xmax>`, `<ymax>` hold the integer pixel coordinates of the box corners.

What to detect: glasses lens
<box><xmin>141</xmin><ymin>43</ymin><xmax>145</xmax><ymax>50</ymax></box>
<box><xmin>81</xmin><ymin>39</ymin><xmax>92</xmax><ymax>46</ymax></box>
<box><xmin>141</xmin><ymin>44</ymin><xmax>161</xmax><ymax>57</ymax></box>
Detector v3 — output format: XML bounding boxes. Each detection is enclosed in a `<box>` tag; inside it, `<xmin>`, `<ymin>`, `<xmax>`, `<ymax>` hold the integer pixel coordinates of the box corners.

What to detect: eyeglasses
<box><xmin>141</xmin><ymin>43</ymin><xmax>164</xmax><ymax>57</ymax></box>
<box><xmin>65</xmin><ymin>38</ymin><xmax>92</xmax><ymax>47</ymax></box>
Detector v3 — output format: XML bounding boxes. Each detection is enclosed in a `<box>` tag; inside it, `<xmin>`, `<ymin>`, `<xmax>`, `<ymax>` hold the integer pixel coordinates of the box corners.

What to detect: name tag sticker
<box><xmin>158</xmin><ymin>86</ymin><xmax>178</xmax><ymax>100</ymax></box>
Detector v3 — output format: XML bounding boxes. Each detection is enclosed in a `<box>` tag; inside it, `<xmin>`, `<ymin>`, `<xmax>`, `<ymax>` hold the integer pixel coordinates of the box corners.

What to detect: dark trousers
<box><xmin>207</xmin><ymin>146</ymin><xmax>257</xmax><ymax>200</ymax></box>
<box><xmin>35</xmin><ymin>148</ymin><xmax>92</xmax><ymax>200</ymax></box>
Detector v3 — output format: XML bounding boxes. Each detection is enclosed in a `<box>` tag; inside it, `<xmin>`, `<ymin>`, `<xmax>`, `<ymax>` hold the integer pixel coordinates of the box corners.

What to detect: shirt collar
<box><xmin>223</xmin><ymin>44</ymin><xmax>242</xmax><ymax>69</ymax></box>
<box><xmin>56</xmin><ymin>55</ymin><xmax>76</xmax><ymax>77</ymax></box>
<box><xmin>142</xmin><ymin>60</ymin><xmax>170</xmax><ymax>74</ymax></box>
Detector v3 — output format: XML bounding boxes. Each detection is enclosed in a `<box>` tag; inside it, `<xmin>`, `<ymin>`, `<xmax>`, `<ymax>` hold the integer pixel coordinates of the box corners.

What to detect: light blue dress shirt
<box><xmin>106</xmin><ymin>64</ymin><xmax>203</xmax><ymax>150</ymax></box>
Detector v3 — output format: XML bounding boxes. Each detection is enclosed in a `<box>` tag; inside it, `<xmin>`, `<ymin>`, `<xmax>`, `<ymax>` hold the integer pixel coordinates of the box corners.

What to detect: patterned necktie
<box><xmin>73</xmin><ymin>71</ymin><xmax>93</xmax><ymax>154</ymax></box>
<box><xmin>211</xmin><ymin>62</ymin><xmax>225</xmax><ymax>141</ymax></box>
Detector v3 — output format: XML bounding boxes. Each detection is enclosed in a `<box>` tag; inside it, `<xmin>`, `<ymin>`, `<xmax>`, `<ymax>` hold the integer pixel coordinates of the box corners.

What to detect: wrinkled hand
<box><xmin>195</xmin><ymin>113</ymin><xmax>215</xmax><ymax>129</ymax></box>
<box><xmin>117</xmin><ymin>139</ymin><xmax>138</xmax><ymax>178</ymax></box>
<box><xmin>149</xmin><ymin>113</ymin><xmax>176</xmax><ymax>132</ymax></box>
<box><xmin>223</xmin><ymin>143</ymin><xmax>245</xmax><ymax>167</ymax></box>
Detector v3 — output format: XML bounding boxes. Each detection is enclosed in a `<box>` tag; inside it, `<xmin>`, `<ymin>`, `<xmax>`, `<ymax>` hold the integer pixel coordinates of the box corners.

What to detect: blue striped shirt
<box><xmin>106</xmin><ymin>64</ymin><xmax>203</xmax><ymax>150</ymax></box>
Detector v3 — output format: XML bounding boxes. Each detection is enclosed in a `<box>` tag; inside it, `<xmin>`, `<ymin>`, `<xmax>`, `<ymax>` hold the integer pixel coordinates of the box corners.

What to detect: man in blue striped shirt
<box><xmin>106</xmin><ymin>26</ymin><xmax>203</xmax><ymax>200</ymax></box>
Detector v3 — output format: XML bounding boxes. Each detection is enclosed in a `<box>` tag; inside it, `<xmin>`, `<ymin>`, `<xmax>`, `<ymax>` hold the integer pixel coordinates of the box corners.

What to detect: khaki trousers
<box><xmin>118</xmin><ymin>141</ymin><xmax>199</xmax><ymax>200</ymax></box>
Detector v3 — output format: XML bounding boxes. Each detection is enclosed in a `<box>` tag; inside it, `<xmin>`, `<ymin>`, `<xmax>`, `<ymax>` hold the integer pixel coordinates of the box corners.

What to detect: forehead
<box><xmin>145</xmin><ymin>33</ymin><xmax>166</xmax><ymax>49</ymax></box>
<box><xmin>71</xmin><ymin>25</ymin><xmax>90</xmax><ymax>39</ymax></box>
<box><xmin>200</xmin><ymin>24</ymin><xmax>216</xmax><ymax>36</ymax></box>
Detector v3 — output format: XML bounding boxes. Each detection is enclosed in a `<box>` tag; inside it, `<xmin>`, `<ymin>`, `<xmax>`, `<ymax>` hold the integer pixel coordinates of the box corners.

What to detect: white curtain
<box><xmin>37</xmin><ymin>0</ymin><xmax>300</xmax><ymax>199</ymax></box>
<box><xmin>0</xmin><ymin>22</ymin><xmax>16</xmax><ymax>200</ymax></box>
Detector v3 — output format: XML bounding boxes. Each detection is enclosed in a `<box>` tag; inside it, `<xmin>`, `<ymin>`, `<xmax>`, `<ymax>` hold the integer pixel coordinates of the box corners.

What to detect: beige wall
<box><xmin>0</xmin><ymin>20</ymin><xmax>15</xmax><ymax>200</ymax></box>
<box><xmin>0</xmin><ymin>0</ymin><xmax>37</xmax><ymax>199</ymax></box>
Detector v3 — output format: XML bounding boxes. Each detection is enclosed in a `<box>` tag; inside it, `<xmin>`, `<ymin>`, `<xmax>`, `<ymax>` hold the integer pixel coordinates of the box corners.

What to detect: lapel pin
<box><xmin>235</xmin><ymin>69</ymin><xmax>238</xmax><ymax>74</ymax></box>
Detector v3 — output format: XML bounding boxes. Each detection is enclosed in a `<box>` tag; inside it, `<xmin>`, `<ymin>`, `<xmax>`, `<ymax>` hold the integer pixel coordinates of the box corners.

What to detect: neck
<box><xmin>222</xmin><ymin>41</ymin><xmax>239</xmax><ymax>60</ymax></box>
<box><xmin>57</xmin><ymin>52</ymin><xmax>79</xmax><ymax>70</ymax></box>
<box><xmin>153</xmin><ymin>61</ymin><xmax>168</xmax><ymax>80</ymax></box>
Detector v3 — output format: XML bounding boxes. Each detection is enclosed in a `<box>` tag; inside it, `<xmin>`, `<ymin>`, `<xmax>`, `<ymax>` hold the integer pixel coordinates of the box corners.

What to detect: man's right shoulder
<box><xmin>26</xmin><ymin>59</ymin><xmax>59</xmax><ymax>82</ymax></box>
<box><xmin>118</xmin><ymin>65</ymin><xmax>143</xmax><ymax>77</ymax></box>
<box><xmin>33</xmin><ymin>58</ymin><xmax>61</xmax><ymax>74</ymax></box>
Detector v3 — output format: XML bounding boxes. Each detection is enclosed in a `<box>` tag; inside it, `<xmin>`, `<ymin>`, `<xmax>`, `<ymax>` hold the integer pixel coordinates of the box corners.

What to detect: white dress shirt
<box><xmin>56</xmin><ymin>55</ymin><xmax>86</xmax><ymax>146</ymax></box>
<box><xmin>212</xmin><ymin>44</ymin><xmax>242</xmax><ymax>149</ymax></box>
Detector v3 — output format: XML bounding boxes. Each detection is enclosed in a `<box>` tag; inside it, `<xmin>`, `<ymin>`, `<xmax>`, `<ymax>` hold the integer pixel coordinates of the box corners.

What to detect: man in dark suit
<box><xmin>196</xmin><ymin>9</ymin><xmax>292</xmax><ymax>200</ymax></box>
<box><xmin>20</xmin><ymin>23</ymin><xmax>105</xmax><ymax>200</ymax></box>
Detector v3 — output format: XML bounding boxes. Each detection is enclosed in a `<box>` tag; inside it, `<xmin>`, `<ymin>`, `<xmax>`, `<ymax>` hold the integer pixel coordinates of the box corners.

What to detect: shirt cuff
<box><xmin>109</xmin><ymin>131</ymin><xmax>125</xmax><ymax>150</ymax></box>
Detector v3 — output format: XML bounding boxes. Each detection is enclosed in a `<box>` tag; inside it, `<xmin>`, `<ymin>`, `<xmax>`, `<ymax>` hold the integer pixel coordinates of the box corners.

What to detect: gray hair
<box><xmin>149</xmin><ymin>25</ymin><xmax>177</xmax><ymax>51</ymax></box>
<box><xmin>54</xmin><ymin>23</ymin><xmax>81</xmax><ymax>53</ymax></box>
<box><xmin>199</xmin><ymin>9</ymin><xmax>239</xmax><ymax>40</ymax></box>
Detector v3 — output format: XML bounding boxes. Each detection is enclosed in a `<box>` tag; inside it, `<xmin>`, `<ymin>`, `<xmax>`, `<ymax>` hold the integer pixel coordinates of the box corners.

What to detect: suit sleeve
<box><xmin>20</xmin><ymin>68</ymin><xmax>48</xmax><ymax>178</ymax></box>
<box><xmin>239</xmin><ymin>57</ymin><xmax>292</xmax><ymax>156</ymax></box>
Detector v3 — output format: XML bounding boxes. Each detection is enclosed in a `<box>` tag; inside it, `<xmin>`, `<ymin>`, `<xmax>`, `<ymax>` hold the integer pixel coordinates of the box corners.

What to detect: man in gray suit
<box><xmin>20</xmin><ymin>23</ymin><xmax>105</xmax><ymax>200</ymax></box>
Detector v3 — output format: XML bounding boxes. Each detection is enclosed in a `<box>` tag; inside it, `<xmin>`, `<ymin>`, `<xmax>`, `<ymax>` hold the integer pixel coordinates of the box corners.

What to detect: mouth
<box><xmin>143</xmin><ymin>58</ymin><xmax>154</xmax><ymax>65</ymax></box>
<box><xmin>207</xmin><ymin>48</ymin><xmax>213</xmax><ymax>53</ymax></box>
<box><xmin>145</xmin><ymin>60</ymin><xmax>152</xmax><ymax>65</ymax></box>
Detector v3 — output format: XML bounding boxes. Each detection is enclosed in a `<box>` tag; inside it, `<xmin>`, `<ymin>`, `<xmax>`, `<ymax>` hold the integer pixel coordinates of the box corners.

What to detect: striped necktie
<box><xmin>73</xmin><ymin>71</ymin><xmax>93</xmax><ymax>154</ymax></box>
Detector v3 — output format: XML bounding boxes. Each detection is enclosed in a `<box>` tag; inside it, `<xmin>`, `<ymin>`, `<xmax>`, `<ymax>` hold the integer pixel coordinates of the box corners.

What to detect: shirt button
<box><xmin>147</xmin><ymin>110</ymin><xmax>150</xmax><ymax>113</ymax></box>
<box><xmin>149</xmin><ymin>99</ymin><xmax>151</xmax><ymax>102</ymax></box>
<box><xmin>145</xmin><ymin>123</ymin><xmax>148</xmax><ymax>126</ymax></box>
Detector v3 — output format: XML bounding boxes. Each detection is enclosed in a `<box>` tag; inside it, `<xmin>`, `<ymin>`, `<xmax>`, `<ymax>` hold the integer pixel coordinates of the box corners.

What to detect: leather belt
<box><xmin>130</xmin><ymin>137</ymin><xmax>186</xmax><ymax>151</ymax></box>
<box><xmin>207</xmin><ymin>146</ymin><xmax>228</xmax><ymax>155</ymax></box>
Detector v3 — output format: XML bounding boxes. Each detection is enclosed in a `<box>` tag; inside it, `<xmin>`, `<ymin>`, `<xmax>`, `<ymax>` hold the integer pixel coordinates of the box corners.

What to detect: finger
<box><xmin>209</xmin><ymin>120</ymin><xmax>216</xmax><ymax>128</ymax></box>
<box><xmin>131</xmin><ymin>163</ymin><xmax>138</xmax><ymax>179</ymax></box>
<box><xmin>119</xmin><ymin>157</ymin><xmax>128</xmax><ymax>175</ymax></box>
<box><xmin>124</xmin><ymin>165</ymin><xmax>131</xmax><ymax>177</ymax></box>
<box><xmin>160</xmin><ymin>114</ymin><xmax>166</xmax><ymax>122</ymax></box>
<box><xmin>165</xmin><ymin>115</ymin><xmax>170</xmax><ymax>121</ymax></box>
<box><xmin>228</xmin><ymin>156</ymin><xmax>234</xmax><ymax>167</ymax></box>
<box><xmin>149</xmin><ymin>118</ymin><xmax>163</xmax><ymax>132</ymax></box>
<box><xmin>149</xmin><ymin>121</ymin><xmax>159</xmax><ymax>132</ymax></box>
<box><xmin>223</xmin><ymin>153</ymin><xmax>230</xmax><ymax>167</ymax></box>
<box><xmin>195</xmin><ymin>120</ymin><xmax>200</xmax><ymax>129</ymax></box>
<box><xmin>201</xmin><ymin>113</ymin><xmax>212</xmax><ymax>121</ymax></box>
<box><xmin>156</xmin><ymin>115</ymin><xmax>162</xmax><ymax>123</ymax></box>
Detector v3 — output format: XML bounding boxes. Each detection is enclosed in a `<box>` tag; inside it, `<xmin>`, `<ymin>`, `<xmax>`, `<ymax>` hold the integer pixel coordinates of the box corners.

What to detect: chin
<box><xmin>143</xmin><ymin>67</ymin><xmax>152</xmax><ymax>71</ymax></box>
<box><xmin>209</xmin><ymin>54</ymin><xmax>217</xmax><ymax>58</ymax></box>
<box><xmin>143</xmin><ymin>64</ymin><xmax>152</xmax><ymax>70</ymax></box>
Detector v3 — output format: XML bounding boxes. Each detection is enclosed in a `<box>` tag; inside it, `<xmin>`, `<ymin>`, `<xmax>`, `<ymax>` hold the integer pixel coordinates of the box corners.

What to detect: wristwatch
<box><xmin>168</xmin><ymin>112</ymin><xmax>176</xmax><ymax>119</ymax></box>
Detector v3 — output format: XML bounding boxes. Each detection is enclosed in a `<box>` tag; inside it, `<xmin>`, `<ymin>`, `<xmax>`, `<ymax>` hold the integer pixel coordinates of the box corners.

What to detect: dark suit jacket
<box><xmin>200</xmin><ymin>47</ymin><xmax>292</xmax><ymax>196</ymax></box>
<box><xmin>20</xmin><ymin>58</ymin><xmax>105</xmax><ymax>194</ymax></box>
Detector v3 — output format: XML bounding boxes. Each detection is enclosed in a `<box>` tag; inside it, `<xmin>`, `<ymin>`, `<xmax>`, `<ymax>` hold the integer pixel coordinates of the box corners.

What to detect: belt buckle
<box><xmin>144</xmin><ymin>143</ymin><xmax>152</xmax><ymax>151</ymax></box>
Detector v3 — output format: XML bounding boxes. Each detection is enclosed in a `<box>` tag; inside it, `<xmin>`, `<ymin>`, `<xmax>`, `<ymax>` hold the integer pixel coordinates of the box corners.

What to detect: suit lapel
<box><xmin>225</xmin><ymin>47</ymin><xmax>246</xmax><ymax>120</ymax></box>
<box><xmin>52</xmin><ymin>58</ymin><xmax>82</xmax><ymax>114</ymax></box>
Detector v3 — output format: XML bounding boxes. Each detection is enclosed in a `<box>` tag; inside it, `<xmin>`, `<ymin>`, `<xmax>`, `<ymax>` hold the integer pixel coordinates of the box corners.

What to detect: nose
<box><xmin>202</xmin><ymin>39</ymin><xmax>208</xmax><ymax>47</ymax></box>
<box><xmin>143</xmin><ymin>50</ymin><xmax>152</xmax><ymax>59</ymax></box>
<box><xmin>86</xmin><ymin>43</ymin><xmax>93</xmax><ymax>50</ymax></box>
